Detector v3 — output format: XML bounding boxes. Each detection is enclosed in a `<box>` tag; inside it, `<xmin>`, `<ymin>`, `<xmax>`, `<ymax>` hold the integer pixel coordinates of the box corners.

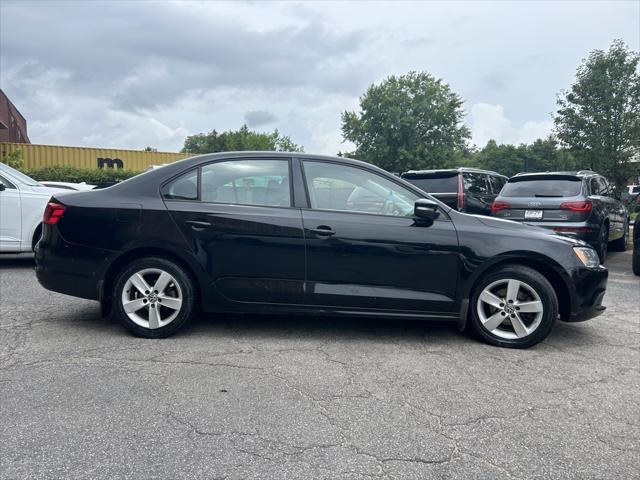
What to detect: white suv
<box><xmin>0</xmin><ymin>163</ymin><xmax>66</xmax><ymax>253</ymax></box>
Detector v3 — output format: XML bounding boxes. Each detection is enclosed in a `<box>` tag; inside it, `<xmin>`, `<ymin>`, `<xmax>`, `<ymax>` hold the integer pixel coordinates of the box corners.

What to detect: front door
<box><xmin>300</xmin><ymin>160</ymin><xmax>460</xmax><ymax>314</ymax></box>
<box><xmin>163</xmin><ymin>158</ymin><xmax>306</xmax><ymax>305</ymax></box>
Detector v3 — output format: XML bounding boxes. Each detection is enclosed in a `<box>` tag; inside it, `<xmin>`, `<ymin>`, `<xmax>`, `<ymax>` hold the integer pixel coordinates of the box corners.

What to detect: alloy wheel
<box><xmin>121</xmin><ymin>268</ymin><xmax>183</xmax><ymax>329</ymax></box>
<box><xmin>476</xmin><ymin>279</ymin><xmax>544</xmax><ymax>340</ymax></box>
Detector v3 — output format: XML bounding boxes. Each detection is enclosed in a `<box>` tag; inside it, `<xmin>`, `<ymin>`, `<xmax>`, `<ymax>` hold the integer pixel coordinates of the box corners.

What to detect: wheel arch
<box><xmin>458</xmin><ymin>254</ymin><xmax>574</xmax><ymax>330</ymax></box>
<box><xmin>31</xmin><ymin>223</ymin><xmax>43</xmax><ymax>251</ymax></box>
<box><xmin>99</xmin><ymin>246</ymin><xmax>204</xmax><ymax>315</ymax></box>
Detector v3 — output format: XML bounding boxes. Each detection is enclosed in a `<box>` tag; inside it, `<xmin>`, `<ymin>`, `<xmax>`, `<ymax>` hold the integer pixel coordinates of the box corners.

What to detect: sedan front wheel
<box><xmin>470</xmin><ymin>265</ymin><xmax>558</xmax><ymax>348</ymax></box>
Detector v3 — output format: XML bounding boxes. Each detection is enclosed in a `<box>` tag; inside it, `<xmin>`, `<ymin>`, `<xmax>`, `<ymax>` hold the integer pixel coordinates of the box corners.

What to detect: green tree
<box><xmin>1</xmin><ymin>149</ymin><xmax>24</xmax><ymax>170</ymax></box>
<box><xmin>467</xmin><ymin>137</ymin><xmax>577</xmax><ymax>177</ymax></box>
<box><xmin>470</xmin><ymin>140</ymin><xmax>524</xmax><ymax>177</ymax></box>
<box><xmin>341</xmin><ymin>71</ymin><xmax>470</xmax><ymax>172</ymax></box>
<box><xmin>182</xmin><ymin>125</ymin><xmax>303</xmax><ymax>154</ymax></box>
<box><xmin>555</xmin><ymin>40</ymin><xmax>640</xmax><ymax>188</ymax></box>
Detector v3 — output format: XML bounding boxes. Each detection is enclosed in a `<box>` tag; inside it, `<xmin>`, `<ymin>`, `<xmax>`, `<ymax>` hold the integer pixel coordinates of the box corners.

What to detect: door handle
<box><xmin>309</xmin><ymin>225</ymin><xmax>336</xmax><ymax>236</ymax></box>
<box><xmin>185</xmin><ymin>220</ymin><xmax>211</xmax><ymax>230</ymax></box>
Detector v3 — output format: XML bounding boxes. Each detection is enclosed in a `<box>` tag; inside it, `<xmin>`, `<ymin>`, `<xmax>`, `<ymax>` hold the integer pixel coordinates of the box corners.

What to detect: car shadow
<box><xmin>49</xmin><ymin>300</ymin><xmax>469</xmax><ymax>347</ymax></box>
<box><xmin>0</xmin><ymin>254</ymin><xmax>35</xmax><ymax>269</ymax></box>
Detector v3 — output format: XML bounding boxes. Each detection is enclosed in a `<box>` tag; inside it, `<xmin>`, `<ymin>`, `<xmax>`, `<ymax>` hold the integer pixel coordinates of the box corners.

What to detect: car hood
<box><xmin>472</xmin><ymin>214</ymin><xmax>590</xmax><ymax>248</ymax></box>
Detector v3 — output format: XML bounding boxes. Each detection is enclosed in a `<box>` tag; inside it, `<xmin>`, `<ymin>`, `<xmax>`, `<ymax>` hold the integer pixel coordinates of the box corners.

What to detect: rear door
<box><xmin>163</xmin><ymin>158</ymin><xmax>306</xmax><ymax>305</ymax></box>
<box><xmin>0</xmin><ymin>174</ymin><xmax>22</xmax><ymax>251</ymax></box>
<box><xmin>594</xmin><ymin>177</ymin><xmax>625</xmax><ymax>240</ymax></box>
<box><xmin>301</xmin><ymin>159</ymin><xmax>460</xmax><ymax>315</ymax></box>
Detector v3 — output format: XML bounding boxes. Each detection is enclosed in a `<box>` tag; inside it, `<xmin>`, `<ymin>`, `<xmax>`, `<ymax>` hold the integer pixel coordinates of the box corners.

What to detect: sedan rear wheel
<box><xmin>470</xmin><ymin>265</ymin><xmax>557</xmax><ymax>348</ymax></box>
<box><xmin>113</xmin><ymin>257</ymin><xmax>195</xmax><ymax>338</ymax></box>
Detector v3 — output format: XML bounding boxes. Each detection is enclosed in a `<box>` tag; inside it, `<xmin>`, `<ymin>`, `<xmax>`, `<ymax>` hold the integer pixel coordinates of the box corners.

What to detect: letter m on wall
<box><xmin>97</xmin><ymin>158</ymin><xmax>124</xmax><ymax>169</ymax></box>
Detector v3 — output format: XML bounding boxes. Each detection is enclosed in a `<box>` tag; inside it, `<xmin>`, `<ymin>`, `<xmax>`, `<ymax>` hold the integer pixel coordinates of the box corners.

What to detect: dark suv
<box><xmin>491</xmin><ymin>171</ymin><xmax>629</xmax><ymax>263</ymax></box>
<box><xmin>401</xmin><ymin>168</ymin><xmax>507</xmax><ymax>216</ymax></box>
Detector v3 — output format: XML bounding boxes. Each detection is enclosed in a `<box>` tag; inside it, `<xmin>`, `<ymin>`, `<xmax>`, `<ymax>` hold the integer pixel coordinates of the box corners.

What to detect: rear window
<box><xmin>405</xmin><ymin>175</ymin><xmax>458</xmax><ymax>194</ymax></box>
<box><xmin>501</xmin><ymin>178</ymin><xmax>582</xmax><ymax>197</ymax></box>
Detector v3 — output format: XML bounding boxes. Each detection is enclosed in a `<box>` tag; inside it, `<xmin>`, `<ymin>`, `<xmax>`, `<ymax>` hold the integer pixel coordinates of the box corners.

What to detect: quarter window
<box><xmin>0</xmin><ymin>175</ymin><xmax>16</xmax><ymax>189</ymax></box>
<box><xmin>302</xmin><ymin>161</ymin><xmax>418</xmax><ymax>217</ymax></box>
<box><xmin>162</xmin><ymin>169</ymin><xmax>198</xmax><ymax>200</ymax></box>
<box><xmin>201</xmin><ymin>159</ymin><xmax>291</xmax><ymax>207</ymax></box>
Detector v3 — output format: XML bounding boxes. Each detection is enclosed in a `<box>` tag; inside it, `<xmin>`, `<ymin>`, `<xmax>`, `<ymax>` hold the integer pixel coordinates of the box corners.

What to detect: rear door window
<box><xmin>463</xmin><ymin>173</ymin><xmax>489</xmax><ymax>194</ymax></box>
<box><xmin>200</xmin><ymin>159</ymin><xmax>291</xmax><ymax>207</ymax></box>
<box><xmin>489</xmin><ymin>175</ymin><xmax>507</xmax><ymax>194</ymax></box>
<box><xmin>501</xmin><ymin>178</ymin><xmax>582</xmax><ymax>197</ymax></box>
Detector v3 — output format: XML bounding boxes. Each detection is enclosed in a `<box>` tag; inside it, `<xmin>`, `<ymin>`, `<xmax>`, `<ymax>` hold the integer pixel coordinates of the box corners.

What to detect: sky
<box><xmin>1</xmin><ymin>0</ymin><xmax>638</xmax><ymax>154</ymax></box>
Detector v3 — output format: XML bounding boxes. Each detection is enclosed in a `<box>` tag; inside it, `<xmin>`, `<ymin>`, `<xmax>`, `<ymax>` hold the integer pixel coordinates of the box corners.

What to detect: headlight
<box><xmin>573</xmin><ymin>247</ymin><xmax>600</xmax><ymax>267</ymax></box>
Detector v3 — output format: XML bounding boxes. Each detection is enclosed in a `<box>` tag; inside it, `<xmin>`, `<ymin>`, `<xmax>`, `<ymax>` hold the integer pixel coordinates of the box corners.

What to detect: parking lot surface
<box><xmin>1</xmin><ymin>250</ymin><xmax>638</xmax><ymax>479</ymax></box>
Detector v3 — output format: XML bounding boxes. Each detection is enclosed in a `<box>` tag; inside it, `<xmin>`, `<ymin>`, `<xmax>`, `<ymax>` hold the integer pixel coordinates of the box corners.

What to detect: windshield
<box><xmin>0</xmin><ymin>163</ymin><xmax>41</xmax><ymax>186</ymax></box>
<box><xmin>501</xmin><ymin>178</ymin><xmax>582</xmax><ymax>197</ymax></box>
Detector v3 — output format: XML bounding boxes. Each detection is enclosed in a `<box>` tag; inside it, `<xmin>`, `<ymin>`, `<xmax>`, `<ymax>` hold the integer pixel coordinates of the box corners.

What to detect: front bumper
<box><xmin>562</xmin><ymin>264</ymin><xmax>608</xmax><ymax>322</ymax></box>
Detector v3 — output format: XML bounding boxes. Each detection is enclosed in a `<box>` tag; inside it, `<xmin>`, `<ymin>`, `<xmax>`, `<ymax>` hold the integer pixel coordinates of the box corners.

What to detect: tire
<box><xmin>112</xmin><ymin>257</ymin><xmax>196</xmax><ymax>338</ymax></box>
<box><xmin>633</xmin><ymin>245</ymin><xmax>640</xmax><ymax>276</ymax></box>
<box><xmin>469</xmin><ymin>265</ymin><xmax>558</xmax><ymax>348</ymax></box>
<box><xmin>610</xmin><ymin>222</ymin><xmax>628</xmax><ymax>252</ymax></box>
<box><xmin>594</xmin><ymin>225</ymin><xmax>608</xmax><ymax>264</ymax></box>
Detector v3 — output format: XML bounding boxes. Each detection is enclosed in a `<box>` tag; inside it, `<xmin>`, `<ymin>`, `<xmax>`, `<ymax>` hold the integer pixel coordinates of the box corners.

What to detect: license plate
<box><xmin>524</xmin><ymin>209</ymin><xmax>543</xmax><ymax>220</ymax></box>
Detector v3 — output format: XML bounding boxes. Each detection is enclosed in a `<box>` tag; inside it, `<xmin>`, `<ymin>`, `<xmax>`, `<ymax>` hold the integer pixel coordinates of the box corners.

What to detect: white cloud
<box><xmin>469</xmin><ymin>103</ymin><xmax>553</xmax><ymax>147</ymax></box>
<box><xmin>1</xmin><ymin>1</ymin><xmax>637</xmax><ymax>155</ymax></box>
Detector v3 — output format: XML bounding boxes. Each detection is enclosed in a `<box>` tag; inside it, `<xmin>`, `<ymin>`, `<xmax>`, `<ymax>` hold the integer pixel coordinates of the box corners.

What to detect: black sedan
<box><xmin>35</xmin><ymin>152</ymin><xmax>608</xmax><ymax>348</ymax></box>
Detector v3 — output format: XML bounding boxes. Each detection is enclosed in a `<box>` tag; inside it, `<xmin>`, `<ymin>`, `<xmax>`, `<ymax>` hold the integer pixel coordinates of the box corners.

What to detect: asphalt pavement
<box><xmin>0</xmin><ymin>250</ymin><xmax>638</xmax><ymax>479</ymax></box>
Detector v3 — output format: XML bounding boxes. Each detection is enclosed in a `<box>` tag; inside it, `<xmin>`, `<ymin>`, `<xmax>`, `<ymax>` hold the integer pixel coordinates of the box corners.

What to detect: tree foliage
<box><xmin>26</xmin><ymin>165</ymin><xmax>140</xmax><ymax>183</ymax></box>
<box><xmin>555</xmin><ymin>40</ymin><xmax>640</xmax><ymax>187</ymax></box>
<box><xmin>182</xmin><ymin>125</ymin><xmax>303</xmax><ymax>154</ymax></box>
<box><xmin>341</xmin><ymin>71</ymin><xmax>470</xmax><ymax>172</ymax></box>
<box><xmin>466</xmin><ymin>137</ymin><xmax>577</xmax><ymax>177</ymax></box>
<box><xmin>1</xmin><ymin>149</ymin><xmax>24</xmax><ymax>170</ymax></box>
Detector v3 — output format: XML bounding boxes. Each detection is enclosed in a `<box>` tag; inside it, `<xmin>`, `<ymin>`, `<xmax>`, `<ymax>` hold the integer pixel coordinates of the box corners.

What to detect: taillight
<box><xmin>491</xmin><ymin>200</ymin><xmax>510</xmax><ymax>212</ymax></box>
<box><xmin>43</xmin><ymin>202</ymin><xmax>66</xmax><ymax>224</ymax></box>
<box><xmin>560</xmin><ymin>200</ymin><xmax>592</xmax><ymax>212</ymax></box>
<box><xmin>457</xmin><ymin>175</ymin><xmax>464</xmax><ymax>210</ymax></box>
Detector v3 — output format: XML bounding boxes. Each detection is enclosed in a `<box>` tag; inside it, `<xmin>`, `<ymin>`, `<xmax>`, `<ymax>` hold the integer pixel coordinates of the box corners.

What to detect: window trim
<box><xmin>299</xmin><ymin>158</ymin><xmax>450</xmax><ymax>221</ymax></box>
<box><xmin>161</xmin><ymin>157</ymin><xmax>295</xmax><ymax>210</ymax></box>
<box><xmin>0</xmin><ymin>174</ymin><xmax>17</xmax><ymax>189</ymax></box>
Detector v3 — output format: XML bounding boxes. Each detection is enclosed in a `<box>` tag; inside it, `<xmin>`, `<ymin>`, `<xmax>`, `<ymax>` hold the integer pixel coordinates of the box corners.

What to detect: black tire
<box><xmin>633</xmin><ymin>245</ymin><xmax>640</xmax><ymax>276</ymax></box>
<box><xmin>112</xmin><ymin>257</ymin><xmax>196</xmax><ymax>338</ymax></box>
<box><xmin>469</xmin><ymin>265</ymin><xmax>558</xmax><ymax>348</ymax></box>
<box><xmin>610</xmin><ymin>222</ymin><xmax>628</xmax><ymax>252</ymax></box>
<box><xmin>594</xmin><ymin>224</ymin><xmax>608</xmax><ymax>264</ymax></box>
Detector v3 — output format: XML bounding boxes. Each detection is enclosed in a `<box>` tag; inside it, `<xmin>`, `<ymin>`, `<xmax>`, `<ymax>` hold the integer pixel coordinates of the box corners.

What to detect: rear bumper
<box><xmin>35</xmin><ymin>228</ymin><xmax>110</xmax><ymax>301</ymax></box>
<box><xmin>523</xmin><ymin>221</ymin><xmax>600</xmax><ymax>245</ymax></box>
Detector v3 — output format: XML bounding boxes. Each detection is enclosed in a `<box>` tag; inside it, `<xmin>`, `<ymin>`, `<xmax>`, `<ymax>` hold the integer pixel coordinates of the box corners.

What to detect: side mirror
<box><xmin>414</xmin><ymin>198</ymin><xmax>440</xmax><ymax>221</ymax></box>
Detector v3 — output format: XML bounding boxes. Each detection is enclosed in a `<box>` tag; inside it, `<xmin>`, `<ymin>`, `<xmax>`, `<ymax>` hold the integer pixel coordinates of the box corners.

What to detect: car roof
<box><xmin>402</xmin><ymin>167</ymin><xmax>506</xmax><ymax>177</ymax></box>
<box><xmin>101</xmin><ymin>151</ymin><xmax>436</xmax><ymax>197</ymax></box>
<box><xmin>512</xmin><ymin>170</ymin><xmax>600</xmax><ymax>179</ymax></box>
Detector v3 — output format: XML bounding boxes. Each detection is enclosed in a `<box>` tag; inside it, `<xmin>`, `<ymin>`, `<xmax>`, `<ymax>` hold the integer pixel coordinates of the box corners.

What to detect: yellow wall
<box><xmin>0</xmin><ymin>142</ymin><xmax>190</xmax><ymax>171</ymax></box>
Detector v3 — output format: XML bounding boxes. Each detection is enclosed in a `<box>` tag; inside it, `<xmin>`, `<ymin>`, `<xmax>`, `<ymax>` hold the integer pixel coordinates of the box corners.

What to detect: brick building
<box><xmin>0</xmin><ymin>89</ymin><xmax>30</xmax><ymax>144</ymax></box>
